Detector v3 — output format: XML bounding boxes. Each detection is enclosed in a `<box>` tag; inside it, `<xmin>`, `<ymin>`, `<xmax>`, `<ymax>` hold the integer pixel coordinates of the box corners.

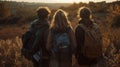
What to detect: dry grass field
<box><xmin>0</xmin><ymin>20</ymin><xmax>120</xmax><ymax>67</ymax></box>
<box><xmin>0</xmin><ymin>1</ymin><xmax>120</xmax><ymax>67</ymax></box>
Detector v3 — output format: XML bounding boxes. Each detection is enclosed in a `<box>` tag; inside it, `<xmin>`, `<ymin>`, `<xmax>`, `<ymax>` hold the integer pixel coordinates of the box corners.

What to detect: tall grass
<box><xmin>0</xmin><ymin>30</ymin><xmax>120</xmax><ymax>67</ymax></box>
<box><xmin>0</xmin><ymin>36</ymin><xmax>33</xmax><ymax>67</ymax></box>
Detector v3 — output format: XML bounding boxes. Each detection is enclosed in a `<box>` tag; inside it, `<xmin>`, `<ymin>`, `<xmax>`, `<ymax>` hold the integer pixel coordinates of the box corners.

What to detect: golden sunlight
<box><xmin>75</xmin><ymin>0</ymin><xmax>89</xmax><ymax>3</ymax></box>
<box><xmin>10</xmin><ymin>0</ymin><xmax>114</xmax><ymax>3</ymax></box>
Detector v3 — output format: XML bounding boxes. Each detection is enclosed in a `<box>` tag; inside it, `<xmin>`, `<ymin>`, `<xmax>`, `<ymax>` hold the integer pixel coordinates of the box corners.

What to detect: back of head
<box><xmin>51</xmin><ymin>9</ymin><xmax>71</xmax><ymax>32</ymax></box>
<box><xmin>78</xmin><ymin>7</ymin><xmax>93</xmax><ymax>25</ymax></box>
<box><xmin>78</xmin><ymin>7</ymin><xmax>92</xmax><ymax>19</ymax></box>
<box><xmin>36</xmin><ymin>7</ymin><xmax>51</xmax><ymax>19</ymax></box>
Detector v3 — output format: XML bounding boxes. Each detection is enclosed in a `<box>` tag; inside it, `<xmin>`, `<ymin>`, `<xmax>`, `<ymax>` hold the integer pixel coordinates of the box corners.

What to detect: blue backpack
<box><xmin>52</xmin><ymin>29</ymin><xmax>71</xmax><ymax>53</ymax></box>
<box><xmin>53</xmin><ymin>33</ymin><xmax>70</xmax><ymax>52</ymax></box>
<box><xmin>52</xmin><ymin>29</ymin><xmax>72</xmax><ymax>61</ymax></box>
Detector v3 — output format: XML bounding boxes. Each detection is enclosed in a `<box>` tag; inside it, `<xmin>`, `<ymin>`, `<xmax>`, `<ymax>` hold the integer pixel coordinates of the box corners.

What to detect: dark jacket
<box><xmin>30</xmin><ymin>19</ymin><xmax>50</xmax><ymax>58</ymax></box>
<box><xmin>75</xmin><ymin>19</ymin><xmax>98</xmax><ymax>65</ymax></box>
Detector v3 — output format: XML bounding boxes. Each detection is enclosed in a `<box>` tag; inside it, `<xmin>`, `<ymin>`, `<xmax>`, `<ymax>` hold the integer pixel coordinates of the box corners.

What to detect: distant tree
<box><xmin>108</xmin><ymin>4</ymin><xmax>120</xmax><ymax>28</ymax></box>
<box><xmin>0</xmin><ymin>1</ymin><xmax>10</xmax><ymax>19</ymax></box>
<box><xmin>60</xmin><ymin>6</ymin><xmax>65</xmax><ymax>10</ymax></box>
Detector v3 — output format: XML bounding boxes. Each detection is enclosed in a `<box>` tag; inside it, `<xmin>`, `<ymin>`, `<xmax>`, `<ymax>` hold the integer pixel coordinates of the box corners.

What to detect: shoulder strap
<box><xmin>66</xmin><ymin>27</ymin><xmax>71</xmax><ymax>33</ymax></box>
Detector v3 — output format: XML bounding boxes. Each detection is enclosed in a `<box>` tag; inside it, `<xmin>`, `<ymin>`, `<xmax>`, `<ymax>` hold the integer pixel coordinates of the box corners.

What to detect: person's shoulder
<box><xmin>75</xmin><ymin>19</ymin><xmax>81</xmax><ymax>30</ymax></box>
<box><xmin>67</xmin><ymin>26</ymin><xmax>73</xmax><ymax>33</ymax></box>
<box><xmin>93</xmin><ymin>22</ymin><xmax>99</xmax><ymax>29</ymax></box>
<box><xmin>76</xmin><ymin>21</ymin><xmax>84</xmax><ymax>29</ymax></box>
<box><xmin>91</xmin><ymin>19</ymin><xmax>98</xmax><ymax>25</ymax></box>
<box><xmin>77</xmin><ymin>19</ymin><xmax>84</xmax><ymax>29</ymax></box>
<box><xmin>31</xmin><ymin>19</ymin><xmax>39</xmax><ymax>25</ymax></box>
<box><xmin>75</xmin><ymin>24</ymin><xmax>84</xmax><ymax>34</ymax></box>
<box><xmin>89</xmin><ymin>19</ymin><xmax>99</xmax><ymax>28</ymax></box>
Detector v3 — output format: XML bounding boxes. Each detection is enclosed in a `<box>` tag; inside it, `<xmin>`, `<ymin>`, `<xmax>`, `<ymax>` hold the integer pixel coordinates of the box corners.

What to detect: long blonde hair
<box><xmin>50</xmin><ymin>9</ymin><xmax>71</xmax><ymax>32</ymax></box>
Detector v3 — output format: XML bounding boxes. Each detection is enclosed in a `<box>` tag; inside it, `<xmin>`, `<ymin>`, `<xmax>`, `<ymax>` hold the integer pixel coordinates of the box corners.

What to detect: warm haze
<box><xmin>4</xmin><ymin>0</ymin><xmax>117</xmax><ymax>3</ymax></box>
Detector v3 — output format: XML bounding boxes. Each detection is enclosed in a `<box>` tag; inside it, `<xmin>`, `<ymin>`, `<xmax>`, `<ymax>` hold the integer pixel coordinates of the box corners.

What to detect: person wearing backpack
<box><xmin>46</xmin><ymin>9</ymin><xmax>76</xmax><ymax>67</ymax></box>
<box><xmin>21</xmin><ymin>7</ymin><xmax>51</xmax><ymax>67</ymax></box>
<box><xmin>75</xmin><ymin>7</ymin><xmax>103</xmax><ymax>67</ymax></box>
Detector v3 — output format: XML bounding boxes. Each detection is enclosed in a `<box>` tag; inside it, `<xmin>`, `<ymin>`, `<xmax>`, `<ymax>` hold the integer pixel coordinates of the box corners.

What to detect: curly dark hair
<box><xmin>78</xmin><ymin>7</ymin><xmax>92</xmax><ymax>19</ymax></box>
<box><xmin>36</xmin><ymin>7</ymin><xmax>51</xmax><ymax>19</ymax></box>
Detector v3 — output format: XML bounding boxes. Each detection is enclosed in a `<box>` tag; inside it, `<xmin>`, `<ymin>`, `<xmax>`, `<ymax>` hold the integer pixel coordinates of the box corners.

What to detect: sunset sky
<box><xmin>6</xmin><ymin>0</ymin><xmax>116</xmax><ymax>3</ymax></box>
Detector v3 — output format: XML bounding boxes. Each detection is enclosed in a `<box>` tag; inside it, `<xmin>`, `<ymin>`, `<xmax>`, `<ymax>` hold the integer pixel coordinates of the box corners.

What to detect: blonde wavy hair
<box><xmin>50</xmin><ymin>9</ymin><xmax>71</xmax><ymax>32</ymax></box>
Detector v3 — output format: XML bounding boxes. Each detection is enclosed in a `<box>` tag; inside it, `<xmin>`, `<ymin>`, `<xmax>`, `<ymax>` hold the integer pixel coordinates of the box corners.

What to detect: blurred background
<box><xmin>0</xmin><ymin>0</ymin><xmax>120</xmax><ymax>67</ymax></box>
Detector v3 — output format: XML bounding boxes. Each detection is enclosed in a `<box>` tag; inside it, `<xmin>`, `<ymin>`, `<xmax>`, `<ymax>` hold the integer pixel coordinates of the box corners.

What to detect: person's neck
<box><xmin>82</xmin><ymin>18</ymin><xmax>93</xmax><ymax>28</ymax></box>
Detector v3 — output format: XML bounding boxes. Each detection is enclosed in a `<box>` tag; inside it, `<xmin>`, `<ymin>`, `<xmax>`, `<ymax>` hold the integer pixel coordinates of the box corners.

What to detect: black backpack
<box><xmin>21</xmin><ymin>31</ymin><xmax>36</xmax><ymax>60</ymax></box>
<box><xmin>21</xmin><ymin>24</ymin><xmax>49</xmax><ymax>61</ymax></box>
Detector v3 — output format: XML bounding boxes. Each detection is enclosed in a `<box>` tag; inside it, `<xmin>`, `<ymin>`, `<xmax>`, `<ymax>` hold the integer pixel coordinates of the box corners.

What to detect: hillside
<box><xmin>0</xmin><ymin>1</ymin><xmax>120</xmax><ymax>67</ymax></box>
<box><xmin>0</xmin><ymin>1</ymin><xmax>120</xmax><ymax>25</ymax></box>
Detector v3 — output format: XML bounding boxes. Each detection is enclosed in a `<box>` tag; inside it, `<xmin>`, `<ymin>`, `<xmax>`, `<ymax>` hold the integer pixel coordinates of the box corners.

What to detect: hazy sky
<box><xmin>7</xmin><ymin>0</ymin><xmax>117</xmax><ymax>3</ymax></box>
